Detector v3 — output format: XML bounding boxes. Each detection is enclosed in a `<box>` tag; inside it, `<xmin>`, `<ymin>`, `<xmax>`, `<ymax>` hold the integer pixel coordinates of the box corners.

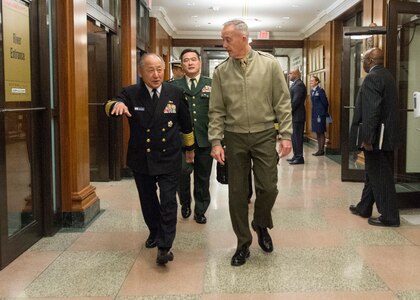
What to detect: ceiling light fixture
<box><xmin>240</xmin><ymin>0</ymin><xmax>261</xmax><ymax>28</ymax></box>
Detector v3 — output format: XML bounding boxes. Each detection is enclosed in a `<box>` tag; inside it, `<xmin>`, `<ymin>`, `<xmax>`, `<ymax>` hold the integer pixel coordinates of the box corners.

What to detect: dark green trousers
<box><xmin>224</xmin><ymin>129</ymin><xmax>278</xmax><ymax>249</ymax></box>
<box><xmin>178</xmin><ymin>146</ymin><xmax>213</xmax><ymax>215</ymax></box>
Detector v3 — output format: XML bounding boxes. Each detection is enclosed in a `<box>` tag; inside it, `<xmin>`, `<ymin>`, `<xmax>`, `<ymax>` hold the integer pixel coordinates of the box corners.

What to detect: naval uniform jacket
<box><xmin>105</xmin><ymin>80</ymin><xmax>194</xmax><ymax>176</ymax></box>
<box><xmin>311</xmin><ymin>85</ymin><xmax>328</xmax><ymax>133</ymax></box>
<box><xmin>171</xmin><ymin>76</ymin><xmax>212</xmax><ymax>148</ymax></box>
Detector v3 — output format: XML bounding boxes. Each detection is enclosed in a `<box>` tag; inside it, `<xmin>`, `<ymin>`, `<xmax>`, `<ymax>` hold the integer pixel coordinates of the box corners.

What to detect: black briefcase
<box><xmin>216</xmin><ymin>143</ymin><xmax>228</xmax><ymax>184</ymax></box>
<box><xmin>216</xmin><ymin>160</ymin><xmax>228</xmax><ymax>184</ymax></box>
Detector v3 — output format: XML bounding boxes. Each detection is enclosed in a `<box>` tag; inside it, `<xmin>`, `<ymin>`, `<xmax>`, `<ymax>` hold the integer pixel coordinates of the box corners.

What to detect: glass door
<box><xmin>387</xmin><ymin>0</ymin><xmax>420</xmax><ymax>207</ymax></box>
<box><xmin>0</xmin><ymin>0</ymin><xmax>53</xmax><ymax>269</ymax></box>
<box><xmin>340</xmin><ymin>26</ymin><xmax>386</xmax><ymax>181</ymax></box>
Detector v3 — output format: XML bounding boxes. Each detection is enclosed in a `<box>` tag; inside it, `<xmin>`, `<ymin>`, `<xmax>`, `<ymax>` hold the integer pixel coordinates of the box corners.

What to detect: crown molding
<box><xmin>151</xmin><ymin>0</ymin><xmax>362</xmax><ymax>40</ymax></box>
<box><xmin>149</xmin><ymin>6</ymin><xmax>176</xmax><ymax>37</ymax></box>
<box><xmin>303</xmin><ymin>0</ymin><xmax>361</xmax><ymax>37</ymax></box>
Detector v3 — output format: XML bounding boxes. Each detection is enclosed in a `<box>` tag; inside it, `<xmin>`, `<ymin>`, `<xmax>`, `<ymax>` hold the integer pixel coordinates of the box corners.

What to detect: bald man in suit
<box><xmin>287</xmin><ymin>69</ymin><xmax>307</xmax><ymax>165</ymax></box>
<box><xmin>349</xmin><ymin>47</ymin><xmax>400</xmax><ymax>227</ymax></box>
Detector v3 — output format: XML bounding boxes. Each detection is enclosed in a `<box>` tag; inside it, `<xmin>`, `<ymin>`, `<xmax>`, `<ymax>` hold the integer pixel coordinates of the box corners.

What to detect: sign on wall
<box><xmin>3</xmin><ymin>0</ymin><xmax>32</xmax><ymax>102</ymax></box>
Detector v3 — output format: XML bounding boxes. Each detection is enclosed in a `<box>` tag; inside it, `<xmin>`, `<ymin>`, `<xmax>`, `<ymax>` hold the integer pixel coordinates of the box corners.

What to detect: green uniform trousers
<box><xmin>224</xmin><ymin>129</ymin><xmax>279</xmax><ymax>249</ymax></box>
<box><xmin>178</xmin><ymin>146</ymin><xmax>213</xmax><ymax>215</ymax></box>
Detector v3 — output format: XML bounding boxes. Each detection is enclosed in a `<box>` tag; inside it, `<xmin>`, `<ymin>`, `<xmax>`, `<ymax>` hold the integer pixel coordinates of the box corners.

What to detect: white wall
<box><xmin>406</xmin><ymin>26</ymin><xmax>420</xmax><ymax>172</ymax></box>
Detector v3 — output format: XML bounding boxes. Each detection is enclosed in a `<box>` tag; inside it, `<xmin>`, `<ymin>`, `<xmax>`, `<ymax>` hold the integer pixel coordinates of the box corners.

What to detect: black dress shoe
<box><xmin>286</xmin><ymin>157</ymin><xmax>295</xmax><ymax>162</ymax></box>
<box><xmin>289</xmin><ymin>159</ymin><xmax>304</xmax><ymax>165</ymax></box>
<box><xmin>156</xmin><ymin>249</ymin><xmax>174</xmax><ymax>265</ymax></box>
<box><xmin>349</xmin><ymin>205</ymin><xmax>370</xmax><ymax>218</ymax></box>
<box><xmin>231</xmin><ymin>247</ymin><xmax>250</xmax><ymax>266</ymax></box>
<box><xmin>368</xmin><ymin>217</ymin><xmax>400</xmax><ymax>227</ymax></box>
<box><xmin>181</xmin><ymin>204</ymin><xmax>192</xmax><ymax>219</ymax></box>
<box><xmin>194</xmin><ymin>213</ymin><xmax>207</xmax><ymax>224</ymax></box>
<box><xmin>312</xmin><ymin>151</ymin><xmax>325</xmax><ymax>156</ymax></box>
<box><xmin>251</xmin><ymin>221</ymin><xmax>273</xmax><ymax>252</ymax></box>
<box><xmin>145</xmin><ymin>235</ymin><xmax>157</xmax><ymax>248</ymax></box>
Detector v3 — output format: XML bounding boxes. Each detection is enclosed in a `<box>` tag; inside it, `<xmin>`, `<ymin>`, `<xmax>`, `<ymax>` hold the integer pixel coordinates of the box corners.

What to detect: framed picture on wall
<box><xmin>318</xmin><ymin>46</ymin><xmax>324</xmax><ymax>70</ymax></box>
<box><xmin>308</xmin><ymin>48</ymin><xmax>313</xmax><ymax>72</ymax></box>
<box><xmin>314</xmin><ymin>50</ymin><xmax>319</xmax><ymax>71</ymax></box>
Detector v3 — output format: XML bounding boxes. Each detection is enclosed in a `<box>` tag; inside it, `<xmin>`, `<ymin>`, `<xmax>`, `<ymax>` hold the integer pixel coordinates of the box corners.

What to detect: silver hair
<box><xmin>223</xmin><ymin>19</ymin><xmax>249</xmax><ymax>37</ymax></box>
<box><xmin>139</xmin><ymin>53</ymin><xmax>165</xmax><ymax>68</ymax></box>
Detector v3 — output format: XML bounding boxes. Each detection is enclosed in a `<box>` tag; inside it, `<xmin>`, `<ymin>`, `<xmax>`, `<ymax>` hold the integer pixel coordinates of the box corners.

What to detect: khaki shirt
<box><xmin>208</xmin><ymin>49</ymin><xmax>292</xmax><ymax>146</ymax></box>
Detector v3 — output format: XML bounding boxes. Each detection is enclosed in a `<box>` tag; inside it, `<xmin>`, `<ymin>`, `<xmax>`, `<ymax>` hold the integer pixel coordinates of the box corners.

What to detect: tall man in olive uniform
<box><xmin>209</xmin><ymin>20</ymin><xmax>292</xmax><ymax>266</ymax></box>
<box><xmin>104</xmin><ymin>53</ymin><xmax>195</xmax><ymax>265</ymax></box>
<box><xmin>171</xmin><ymin>49</ymin><xmax>213</xmax><ymax>224</ymax></box>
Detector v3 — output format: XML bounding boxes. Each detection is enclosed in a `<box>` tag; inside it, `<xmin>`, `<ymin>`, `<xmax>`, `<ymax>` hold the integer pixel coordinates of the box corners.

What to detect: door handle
<box><xmin>0</xmin><ymin>107</ymin><xmax>47</xmax><ymax>113</ymax></box>
<box><xmin>400</xmin><ymin>109</ymin><xmax>414</xmax><ymax>112</ymax></box>
<box><xmin>343</xmin><ymin>106</ymin><xmax>355</xmax><ymax>109</ymax></box>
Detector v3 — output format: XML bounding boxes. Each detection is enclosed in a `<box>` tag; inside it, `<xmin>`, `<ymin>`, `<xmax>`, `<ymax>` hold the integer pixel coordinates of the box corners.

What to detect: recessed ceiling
<box><xmin>150</xmin><ymin>0</ymin><xmax>360</xmax><ymax>40</ymax></box>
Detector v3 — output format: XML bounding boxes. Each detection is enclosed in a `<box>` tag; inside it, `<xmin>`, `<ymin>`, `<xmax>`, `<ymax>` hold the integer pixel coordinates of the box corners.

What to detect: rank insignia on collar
<box><xmin>168</xmin><ymin>121</ymin><xmax>173</xmax><ymax>128</ymax></box>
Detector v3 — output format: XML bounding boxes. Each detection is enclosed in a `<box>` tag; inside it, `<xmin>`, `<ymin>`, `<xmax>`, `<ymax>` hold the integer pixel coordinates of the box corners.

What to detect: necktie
<box><xmin>240</xmin><ymin>59</ymin><xmax>247</xmax><ymax>70</ymax></box>
<box><xmin>152</xmin><ymin>88</ymin><xmax>158</xmax><ymax>111</ymax></box>
<box><xmin>190</xmin><ymin>78</ymin><xmax>196</xmax><ymax>91</ymax></box>
<box><xmin>152</xmin><ymin>88</ymin><xmax>159</xmax><ymax>101</ymax></box>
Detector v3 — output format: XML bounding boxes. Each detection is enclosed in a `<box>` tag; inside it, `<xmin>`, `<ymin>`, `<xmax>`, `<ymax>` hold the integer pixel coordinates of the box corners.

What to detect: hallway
<box><xmin>1</xmin><ymin>145</ymin><xmax>420</xmax><ymax>299</ymax></box>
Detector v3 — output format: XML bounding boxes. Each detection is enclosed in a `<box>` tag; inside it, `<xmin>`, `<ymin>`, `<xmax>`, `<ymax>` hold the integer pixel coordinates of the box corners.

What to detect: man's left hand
<box><xmin>278</xmin><ymin>139</ymin><xmax>292</xmax><ymax>158</ymax></box>
<box><xmin>185</xmin><ymin>150</ymin><xmax>195</xmax><ymax>163</ymax></box>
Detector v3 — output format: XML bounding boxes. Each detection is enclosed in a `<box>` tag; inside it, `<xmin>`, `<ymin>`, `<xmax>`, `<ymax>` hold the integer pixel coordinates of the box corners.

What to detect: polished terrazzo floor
<box><xmin>1</xmin><ymin>144</ymin><xmax>420</xmax><ymax>299</ymax></box>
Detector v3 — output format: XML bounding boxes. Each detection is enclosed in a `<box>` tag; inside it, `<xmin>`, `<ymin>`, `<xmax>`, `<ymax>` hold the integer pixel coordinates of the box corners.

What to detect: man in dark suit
<box><xmin>348</xmin><ymin>47</ymin><xmax>400</xmax><ymax>227</ymax></box>
<box><xmin>104</xmin><ymin>53</ymin><xmax>195</xmax><ymax>265</ymax></box>
<box><xmin>171</xmin><ymin>49</ymin><xmax>213</xmax><ymax>224</ymax></box>
<box><xmin>287</xmin><ymin>69</ymin><xmax>307</xmax><ymax>165</ymax></box>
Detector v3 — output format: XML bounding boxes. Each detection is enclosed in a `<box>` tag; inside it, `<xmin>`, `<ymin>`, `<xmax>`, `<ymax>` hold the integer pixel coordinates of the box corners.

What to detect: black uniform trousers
<box><xmin>178</xmin><ymin>146</ymin><xmax>213</xmax><ymax>215</ymax></box>
<box><xmin>356</xmin><ymin>150</ymin><xmax>400</xmax><ymax>223</ymax></box>
<box><xmin>291</xmin><ymin>121</ymin><xmax>305</xmax><ymax>160</ymax></box>
<box><xmin>133</xmin><ymin>170</ymin><xmax>180</xmax><ymax>249</ymax></box>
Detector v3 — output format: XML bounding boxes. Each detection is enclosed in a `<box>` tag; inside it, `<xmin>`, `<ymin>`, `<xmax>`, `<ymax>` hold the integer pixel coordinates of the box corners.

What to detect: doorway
<box><xmin>340</xmin><ymin>26</ymin><xmax>386</xmax><ymax>182</ymax></box>
<box><xmin>341</xmin><ymin>0</ymin><xmax>420</xmax><ymax>207</ymax></box>
<box><xmin>0</xmin><ymin>0</ymin><xmax>54</xmax><ymax>269</ymax></box>
<box><xmin>387</xmin><ymin>0</ymin><xmax>420</xmax><ymax>207</ymax></box>
<box><xmin>87</xmin><ymin>22</ymin><xmax>111</xmax><ymax>182</ymax></box>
